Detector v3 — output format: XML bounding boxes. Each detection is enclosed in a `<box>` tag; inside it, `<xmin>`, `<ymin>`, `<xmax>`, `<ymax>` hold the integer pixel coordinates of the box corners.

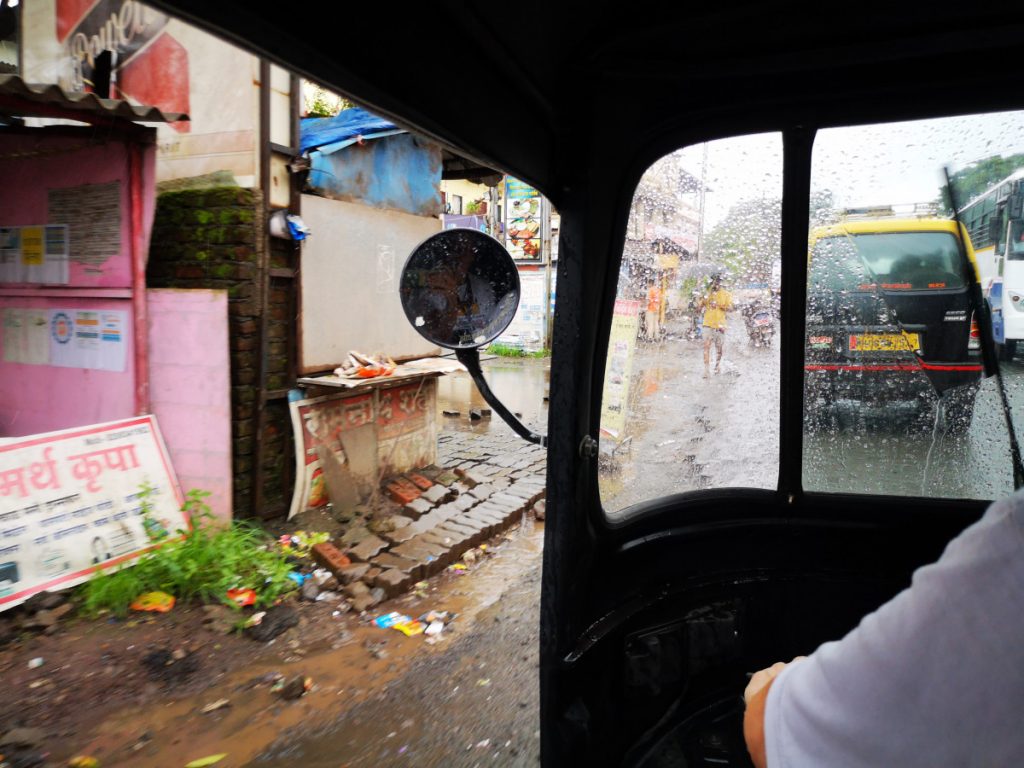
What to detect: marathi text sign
<box><xmin>0</xmin><ymin>416</ymin><xmax>185</xmax><ymax>611</ymax></box>
<box><xmin>289</xmin><ymin>379</ymin><xmax>437</xmax><ymax>518</ymax></box>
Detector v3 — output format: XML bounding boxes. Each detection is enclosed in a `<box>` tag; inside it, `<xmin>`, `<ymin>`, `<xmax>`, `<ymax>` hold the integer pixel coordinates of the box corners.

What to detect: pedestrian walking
<box><xmin>700</xmin><ymin>273</ymin><xmax>733</xmax><ymax>377</ymax></box>
<box><xmin>643</xmin><ymin>281</ymin><xmax>663</xmax><ymax>340</ymax></box>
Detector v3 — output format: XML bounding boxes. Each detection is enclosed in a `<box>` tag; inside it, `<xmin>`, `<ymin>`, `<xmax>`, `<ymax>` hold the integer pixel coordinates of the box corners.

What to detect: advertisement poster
<box><xmin>0</xmin><ymin>416</ymin><xmax>186</xmax><ymax>611</ymax></box>
<box><xmin>49</xmin><ymin>309</ymin><xmax>127</xmax><ymax>372</ymax></box>
<box><xmin>497</xmin><ymin>270</ymin><xmax>547</xmax><ymax>351</ymax></box>
<box><xmin>53</xmin><ymin>0</ymin><xmax>190</xmax><ymax>132</ymax></box>
<box><xmin>289</xmin><ymin>380</ymin><xmax>437</xmax><ymax>518</ymax></box>
<box><xmin>600</xmin><ymin>299</ymin><xmax>642</xmax><ymax>441</ymax></box>
<box><xmin>0</xmin><ymin>225</ymin><xmax>69</xmax><ymax>284</ymax></box>
<box><xmin>504</xmin><ymin>177</ymin><xmax>542</xmax><ymax>261</ymax></box>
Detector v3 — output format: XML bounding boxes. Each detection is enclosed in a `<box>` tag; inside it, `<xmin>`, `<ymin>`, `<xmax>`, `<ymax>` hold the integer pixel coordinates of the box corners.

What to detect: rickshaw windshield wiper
<box><xmin>944</xmin><ymin>167</ymin><xmax>1024</xmax><ymax>489</ymax></box>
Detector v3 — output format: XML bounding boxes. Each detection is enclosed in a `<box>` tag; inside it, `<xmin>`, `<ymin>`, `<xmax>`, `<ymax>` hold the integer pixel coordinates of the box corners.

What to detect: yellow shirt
<box><xmin>702</xmin><ymin>288</ymin><xmax>732</xmax><ymax>330</ymax></box>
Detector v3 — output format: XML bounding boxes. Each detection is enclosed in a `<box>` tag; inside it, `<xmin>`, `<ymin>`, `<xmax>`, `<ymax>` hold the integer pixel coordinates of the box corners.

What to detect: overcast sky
<box><xmin>671</xmin><ymin>109</ymin><xmax>1024</xmax><ymax>230</ymax></box>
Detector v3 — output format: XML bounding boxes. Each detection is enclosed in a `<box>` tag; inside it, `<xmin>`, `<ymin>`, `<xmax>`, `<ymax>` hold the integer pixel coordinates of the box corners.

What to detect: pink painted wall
<box><xmin>0</xmin><ymin>132</ymin><xmax>148</xmax><ymax>288</ymax></box>
<box><xmin>0</xmin><ymin>130</ymin><xmax>157</xmax><ymax>438</ymax></box>
<box><xmin>0</xmin><ymin>296</ymin><xmax>135</xmax><ymax>435</ymax></box>
<box><xmin>148</xmin><ymin>289</ymin><xmax>232</xmax><ymax>522</ymax></box>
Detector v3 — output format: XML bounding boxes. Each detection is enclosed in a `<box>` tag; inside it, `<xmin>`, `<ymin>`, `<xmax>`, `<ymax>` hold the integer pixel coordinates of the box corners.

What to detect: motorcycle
<box><xmin>744</xmin><ymin>302</ymin><xmax>774</xmax><ymax>347</ymax></box>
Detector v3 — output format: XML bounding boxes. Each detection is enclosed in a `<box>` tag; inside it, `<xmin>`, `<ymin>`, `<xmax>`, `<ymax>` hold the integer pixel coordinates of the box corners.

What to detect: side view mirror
<box><xmin>989</xmin><ymin>216</ymin><xmax>1004</xmax><ymax>245</ymax></box>
<box><xmin>400</xmin><ymin>228</ymin><xmax>546</xmax><ymax>446</ymax></box>
<box><xmin>1008</xmin><ymin>192</ymin><xmax>1023</xmax><ymax>220</ymax></box>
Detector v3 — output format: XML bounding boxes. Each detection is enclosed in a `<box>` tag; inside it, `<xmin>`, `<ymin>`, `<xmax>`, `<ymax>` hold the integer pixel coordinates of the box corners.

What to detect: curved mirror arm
<box><xmin>456</xmin><ymin>348</ymin><xmax>547</xmax><ymax>447</ymax></box>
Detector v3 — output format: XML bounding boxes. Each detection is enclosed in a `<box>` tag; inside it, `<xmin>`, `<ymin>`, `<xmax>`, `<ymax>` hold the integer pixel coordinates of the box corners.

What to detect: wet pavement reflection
<box><xmin>436</xmin><ymin>355</ymin><xmax>550</xmax><ymax>433</ymax></box>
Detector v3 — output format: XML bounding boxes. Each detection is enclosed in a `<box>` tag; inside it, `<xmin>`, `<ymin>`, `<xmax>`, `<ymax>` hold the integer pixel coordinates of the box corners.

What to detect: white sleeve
<box><xmin>764</xmin><ymin>492</ymin><xmax>1024</xmax><ymax>768</ymax></box>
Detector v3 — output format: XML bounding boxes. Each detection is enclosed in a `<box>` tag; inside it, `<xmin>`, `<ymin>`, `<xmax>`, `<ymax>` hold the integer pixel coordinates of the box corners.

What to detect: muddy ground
<box><xmin>0</xmin><ymin>517</ymin><xmax>543</xmax><ymax>767</ymax></box>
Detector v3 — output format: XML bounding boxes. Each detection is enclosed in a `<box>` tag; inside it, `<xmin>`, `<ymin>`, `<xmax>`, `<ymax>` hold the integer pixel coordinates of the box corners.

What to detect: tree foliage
<box><xmin>304</xmin><ymin>84</ymin><xmax>353</xmax><ymax>118</ymax></box>
<box><xmin>703</xmin><ymin>197</ymin><xmax>781</xmax><ymax>283</ymax></box>
<box><xmin>936</xmin><ymin>153</ymin><xmax>1024</xmax><ymax>212</ymax></box>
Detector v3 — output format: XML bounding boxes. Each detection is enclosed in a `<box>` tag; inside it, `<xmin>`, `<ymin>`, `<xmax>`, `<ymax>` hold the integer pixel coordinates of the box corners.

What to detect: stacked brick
<box><xmin>334</xmin><ymin>468</ymin><xmax>546</xmax><ymax>605</ymax></box>
<box><xmin>147</xmin><ymin>186</ymin><xmax>293</xmax><ymax>518</ymax></box>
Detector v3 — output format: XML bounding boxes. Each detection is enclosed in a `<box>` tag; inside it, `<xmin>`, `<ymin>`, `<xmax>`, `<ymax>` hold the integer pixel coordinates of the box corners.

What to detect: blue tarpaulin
<box><xmin>301</xmin><ymin>107</ymin><xmax>442</xmax><ymax>217</ymax></box>
<box><xmin>300</xmin><ymin>107</ymin><xmax>405</xmax><ymax>155</ymax></box>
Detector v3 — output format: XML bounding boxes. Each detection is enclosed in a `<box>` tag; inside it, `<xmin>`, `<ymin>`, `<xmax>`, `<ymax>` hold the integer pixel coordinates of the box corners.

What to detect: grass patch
<box><xmin>486</xmin><ymin>343</ymin><xmax>549</xmax><ymax>358</ymax></box>
<box><xmin>79</xmin><ymin>489</ymin><xmax>296</xmax><ymax>617</ymax></box>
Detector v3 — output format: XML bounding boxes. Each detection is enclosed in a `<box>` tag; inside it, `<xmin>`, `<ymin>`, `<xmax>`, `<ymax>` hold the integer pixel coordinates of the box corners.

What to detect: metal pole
<box><xmin>695</xmin><ymin>142</ymin><xmax>708</xmax><ymax>261</ymax></box>
<box><xmin>129</xmin><ymin>138</ymin><xmax>150</xmax><ymax>415</ymax></box>
<box><xmin>541</xmin><ymin>196</ymin><xmax>553</xmax><ymax>351</ymax></box>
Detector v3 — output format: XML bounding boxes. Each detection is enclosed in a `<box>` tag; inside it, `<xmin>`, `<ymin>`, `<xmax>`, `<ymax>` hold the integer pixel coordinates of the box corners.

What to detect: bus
<box><xmin>958</xmin><ymin>169</ymin><xmax>1024</xmax><ymax>358</ymax></box>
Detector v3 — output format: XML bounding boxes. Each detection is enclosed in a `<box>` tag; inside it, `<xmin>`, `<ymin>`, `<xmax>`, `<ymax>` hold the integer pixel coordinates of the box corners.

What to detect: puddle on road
<box><xmin>437</xmin><ymin>358</ymin><xmax>549</xmax><ymax>433</ymax></box>
<box><xmin>77</xmin><ymin>521</ymin><xmax>545</xmax><ymax>767</ymax></box>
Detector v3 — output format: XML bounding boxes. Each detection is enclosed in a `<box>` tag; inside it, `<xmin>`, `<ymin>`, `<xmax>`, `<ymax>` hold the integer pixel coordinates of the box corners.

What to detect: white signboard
<box><xmin>0</xmin><ymin>416</ymin><xmax>185</xmax><ymax>611</ymax></box>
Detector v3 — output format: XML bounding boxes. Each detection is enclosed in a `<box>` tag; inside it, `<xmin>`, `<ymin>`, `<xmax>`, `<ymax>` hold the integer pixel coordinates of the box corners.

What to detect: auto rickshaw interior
<box><xmin>150</xmin><ymin>3</ymin><xmax>1024</xmax><ymax>764</ymax></box>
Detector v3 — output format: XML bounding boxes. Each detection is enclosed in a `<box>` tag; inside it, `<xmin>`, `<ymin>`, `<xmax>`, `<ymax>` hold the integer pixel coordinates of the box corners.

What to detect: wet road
<box><xmin>436</xmin><ymin>355</ymin><xmax>550</xmax><ymax>433</ymax></box>
<box><xmin>248</xmin><ymin>359</ymin><xmax>550</xmax><ymax>767</ymax></box>
<box><xmin>602</xmin><ymin>312</ymin><xmax>1024</xmax><ymax>515</ymax></box>
<box><xmin>253</xmin><ymin>523</ymin><xmax>543</xmax><ymax>767</ymax></box>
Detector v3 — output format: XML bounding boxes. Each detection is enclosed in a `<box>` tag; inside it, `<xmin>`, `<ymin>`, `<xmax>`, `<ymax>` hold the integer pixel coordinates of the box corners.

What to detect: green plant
<box><xmin>79</xmin><ymin>488</ymin><xmax>297</xmax><ymax>617</ymax></box>
<box><xmin>487</xmin><ymin>342</ymin><xmax>549</xmax><ymax>358</ymax></box>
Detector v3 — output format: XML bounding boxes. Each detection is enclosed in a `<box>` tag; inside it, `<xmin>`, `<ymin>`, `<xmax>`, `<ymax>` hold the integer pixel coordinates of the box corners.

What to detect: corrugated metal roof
<box><xmin>0</xmin><ymin>75</ymin><xmax>189</xmax><ymax>124</ymax></box>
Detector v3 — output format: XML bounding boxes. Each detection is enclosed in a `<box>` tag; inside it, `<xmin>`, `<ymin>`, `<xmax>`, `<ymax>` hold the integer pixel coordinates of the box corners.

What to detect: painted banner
<box><xmin>288</xmin><ymin>378</ymin><xmax>437</xmax><ymax>518</ymax></box>
<box><xmin>600</xmin><ymin>299</ymin><xmax>642</xmax><ymax>441</ymax></box>
<box><xmin>56</xmin><ymin>0</ymin><xmax>190</xmax><ymax>132</ymax></box>
<box><xmin>504</xmin><ymin>178</ymin><xmax>541</xmax><ymax>261</ymax></box>
<box><xmin>0</xmin><ymin>416</ymin><xmax>186</xmax><ymax>611</ymax></box>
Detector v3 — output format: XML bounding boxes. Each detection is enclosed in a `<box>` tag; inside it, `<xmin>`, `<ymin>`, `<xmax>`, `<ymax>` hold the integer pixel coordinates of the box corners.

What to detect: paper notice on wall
<box><xmin>0</xmin><ymin>225</ymin><xmax>69</xmax><ymax>284</ymax></box>
<box><xmin>49</xmin><ymin>309</ymin><xmax>127</xmax><ymax>372</ymax></box>
<box><xmin>3</xmin><ymin>309</ymin><xmax>51</xmax><ymax>365</ymax></box>
<box><xmin>48</xmin><ymin>182</ymin><xmax>121</xmax><ymax>266</ymax></box>
<box><xmin>0</xmin><ymin>415</ymin><xmax>186</xmax><ymax>612</ymax></box>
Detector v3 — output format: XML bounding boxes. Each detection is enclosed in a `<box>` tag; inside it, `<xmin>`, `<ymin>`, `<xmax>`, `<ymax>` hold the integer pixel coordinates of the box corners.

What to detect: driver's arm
<box><xmin>743</xmin><ymin>492</ymin><xmax>1024</xmax><ymax>767</ymax></box>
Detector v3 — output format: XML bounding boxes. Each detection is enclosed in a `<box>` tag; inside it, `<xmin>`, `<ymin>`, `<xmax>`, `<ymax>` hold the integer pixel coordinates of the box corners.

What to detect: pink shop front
<box><xmin>0</xmin><ymin>79</ymin><xmax>233</xmax><ymax>523</ymax></box>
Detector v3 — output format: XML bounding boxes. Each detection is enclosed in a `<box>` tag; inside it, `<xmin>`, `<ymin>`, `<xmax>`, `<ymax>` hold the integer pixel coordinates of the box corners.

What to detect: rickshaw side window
<box><xmin>599</xmin><ymin>133</ymin><xmax>783</xmax><ymax>519</ymax></box>
<box><xmin>803</xmin><ymin>110</ymin><xmax>1024</xmax><ymax>500</ymax></box>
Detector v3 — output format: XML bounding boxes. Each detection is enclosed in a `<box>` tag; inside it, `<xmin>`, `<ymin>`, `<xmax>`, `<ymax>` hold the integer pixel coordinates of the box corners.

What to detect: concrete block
<box><xmin>452</xmin><ymin>494</ymin><xmax>477</xmax><ymax>511</ymax></box>
<box><xmin>372</xmin><ymin>552</ymin><xmax>424</xmax><ymax>580</ymax></box>
<box><xmin>348</xmin><ymin>535</ymin><xmax>388</xmax><ymax>562</ymax></box>
<box><xmin>402</xmin><ymin>497</ymin><xmax>433</xmax><ymax>520</ymax></box>
<box><xmin>337</xmin><ymin>563</ymin><xmax>370</xmax><ymax>585</ymax></box>
<box><xmin>469</xmin><ymin>484</ymin><xmax>496</xmax><ymax>500</ymax></box>
<box><xmin>374</xmin><ymin>568</ymin><xmax>411</xmax><ymax>598</ymax></box>
<box><xmin>420</xmin><ymin>484</ymin><xmax>450</xmax><ymax>504</ymax></box>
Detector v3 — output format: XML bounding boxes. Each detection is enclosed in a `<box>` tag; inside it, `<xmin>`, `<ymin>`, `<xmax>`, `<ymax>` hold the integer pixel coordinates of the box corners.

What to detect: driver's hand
<box><xmin>744</xmin><ymin>660</ymin><xmax>794</xmax><ymax>706</ymax></box>
<box><xmin>743</xmin><ymin>657</ymin><xmax>806</xmax><ymax>768</ymax></box>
